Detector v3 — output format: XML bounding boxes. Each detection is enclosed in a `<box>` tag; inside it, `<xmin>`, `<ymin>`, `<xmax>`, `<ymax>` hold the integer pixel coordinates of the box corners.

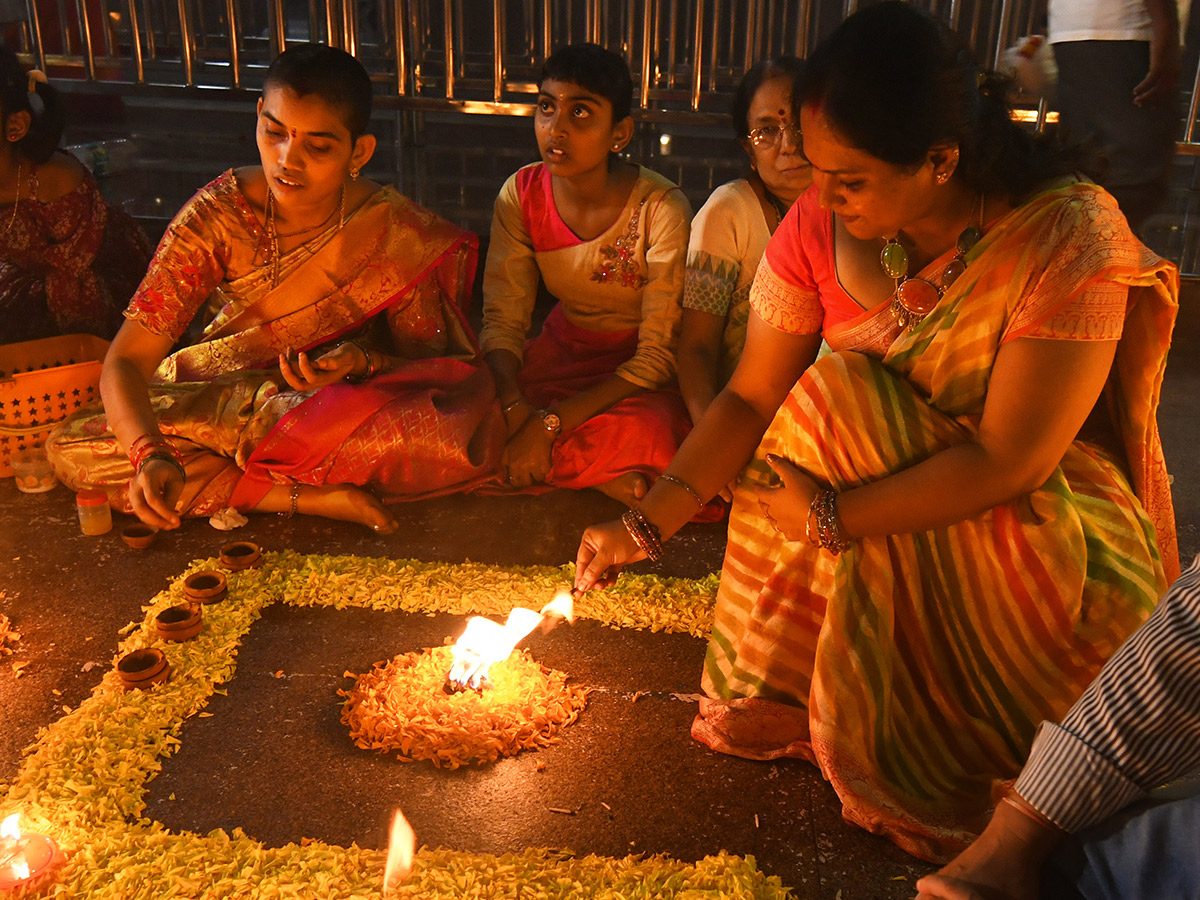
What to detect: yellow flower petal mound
<box><xmin>341</xmin><ymin>646</ymin><xmax>590</xmax><ymax>768</ymax></box>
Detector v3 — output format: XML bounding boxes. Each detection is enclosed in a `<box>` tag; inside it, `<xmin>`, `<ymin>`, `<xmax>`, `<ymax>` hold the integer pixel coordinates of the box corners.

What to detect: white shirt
<box><xmin>1049</xmin><ymin>0</ymin><xmax>1188</xmax><ymax>43</ymax></box>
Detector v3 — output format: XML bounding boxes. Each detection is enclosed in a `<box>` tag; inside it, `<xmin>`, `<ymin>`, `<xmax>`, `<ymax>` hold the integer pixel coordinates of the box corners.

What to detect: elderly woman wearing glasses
<box><xmin>677</xmin><ymin>57</ymin><xmax>811</xmax><ymax>430</ymax></box>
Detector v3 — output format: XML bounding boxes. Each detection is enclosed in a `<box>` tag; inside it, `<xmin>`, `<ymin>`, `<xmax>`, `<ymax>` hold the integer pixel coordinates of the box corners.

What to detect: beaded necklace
<box><xmin>879</xmin><ymin>194</ymin><xmax>983</xmax><ymax>330</ymax></box>
<box><xmin>254</xmin><ymin>185</ymin><xmax>345</xmax><ymax>287</ymax></box>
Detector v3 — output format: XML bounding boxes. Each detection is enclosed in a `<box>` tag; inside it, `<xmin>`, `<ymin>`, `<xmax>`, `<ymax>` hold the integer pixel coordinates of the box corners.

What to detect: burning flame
<box><xmin>447</xmin><ymin>591</ymin><xmax>575</xmax><ymax>690</ymax></box>
<box><xmin>1</xmin><ymin>813</ymin><xmax>29</xmax><ymax>880</ymax></box>
<box><xmin>382</xmin><ymin>808</ymin><xmax>415</xmax><ymax>896</ymax></box>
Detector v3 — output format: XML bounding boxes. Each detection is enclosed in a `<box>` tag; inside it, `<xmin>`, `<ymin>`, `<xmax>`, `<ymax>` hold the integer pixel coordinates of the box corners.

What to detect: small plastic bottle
<box><xmin>76</xmin><ymin>489</ymin><xmax>113</xmax><ymax>536</ymax></box>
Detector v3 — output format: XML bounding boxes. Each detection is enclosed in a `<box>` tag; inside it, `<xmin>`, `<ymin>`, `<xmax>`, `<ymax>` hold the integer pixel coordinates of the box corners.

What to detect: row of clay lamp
<box><xmin>115</xmin><ymin>542</ymin><xmax>263</xmax><ymax>690</ymax></box>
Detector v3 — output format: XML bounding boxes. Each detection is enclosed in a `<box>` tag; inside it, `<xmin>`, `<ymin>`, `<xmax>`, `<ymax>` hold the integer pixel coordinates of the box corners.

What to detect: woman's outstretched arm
<box><xmin>99</xmin><ymin>318</ymin><xmax>181</xmax><ymax>529</ymax></box>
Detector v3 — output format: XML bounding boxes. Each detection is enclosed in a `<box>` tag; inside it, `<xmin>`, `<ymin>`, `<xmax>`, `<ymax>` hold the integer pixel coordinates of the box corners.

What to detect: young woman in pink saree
<box><xmin>576</xmin><ymin>2</ymin><xmax>1178</xmax><ymax>863</ymax></box>
<box><xmin>46</xmin><ymin>45</ymin><xmax>502</xmax><ymax>532</ymax></box>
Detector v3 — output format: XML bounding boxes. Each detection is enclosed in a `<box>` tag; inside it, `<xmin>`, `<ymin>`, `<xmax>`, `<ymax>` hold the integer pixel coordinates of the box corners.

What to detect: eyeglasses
<box><xmin>748</xmin><ymin>123</ymin><xmax>802</xmax><ymax>149</ymax></box>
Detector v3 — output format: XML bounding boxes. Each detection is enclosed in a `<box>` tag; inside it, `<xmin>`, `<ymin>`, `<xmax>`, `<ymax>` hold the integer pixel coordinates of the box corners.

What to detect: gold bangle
<box><xmin>501</xmin><ymin>397</ymin><xmax>525</xmax><ymax>414</ymax></box>
<box><xmin>658</xmin><ymin>473</ymin><xmax>705</xmax><ymax>510</ymax></box>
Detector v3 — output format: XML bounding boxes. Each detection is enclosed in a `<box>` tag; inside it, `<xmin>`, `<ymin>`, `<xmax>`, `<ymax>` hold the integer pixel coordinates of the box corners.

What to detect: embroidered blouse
<box><xmin>480</xmin><ymin>162</ymin><xmax>691</xmax><ymax>391</ymax></box>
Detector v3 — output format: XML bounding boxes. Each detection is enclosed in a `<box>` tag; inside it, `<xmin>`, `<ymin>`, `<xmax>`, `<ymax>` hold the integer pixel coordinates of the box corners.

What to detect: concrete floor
<box><xmin>1</xmin><ymin>295</ymin><xmax>1198</xmax><ymax>899</ymax></box>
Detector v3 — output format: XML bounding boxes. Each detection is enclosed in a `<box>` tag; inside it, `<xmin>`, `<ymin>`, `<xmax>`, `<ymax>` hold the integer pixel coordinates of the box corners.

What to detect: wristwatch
<box><xmin>538</xmin><ymin>409</ymin><xmax>562</xmax><ymax>438</ymax></box>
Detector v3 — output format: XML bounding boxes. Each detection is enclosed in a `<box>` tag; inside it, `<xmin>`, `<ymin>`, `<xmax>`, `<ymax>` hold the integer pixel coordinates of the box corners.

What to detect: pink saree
<box><xmin>47</xmin><ymin>171</ymin><xmax>503</xmax><ymax>514</ymax></box>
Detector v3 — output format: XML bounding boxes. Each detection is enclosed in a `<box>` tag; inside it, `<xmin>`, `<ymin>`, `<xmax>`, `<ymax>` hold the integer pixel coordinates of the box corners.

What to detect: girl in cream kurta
<box><xmin>480</xmin><ymin>161</ymin><xmax>694</xmax><ymax>501</ymax></box>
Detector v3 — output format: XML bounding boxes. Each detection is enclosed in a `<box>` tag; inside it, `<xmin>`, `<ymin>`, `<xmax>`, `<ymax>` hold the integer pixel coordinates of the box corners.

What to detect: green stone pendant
<box><xmin>957</xmin><ymin>225</ymin><xmax>983</xmax><ymax>255</ymax></box>
<box><xmin>880</xmin><ymin>239</ymin><xmax>909</xmax><ymax>280</ymax></box>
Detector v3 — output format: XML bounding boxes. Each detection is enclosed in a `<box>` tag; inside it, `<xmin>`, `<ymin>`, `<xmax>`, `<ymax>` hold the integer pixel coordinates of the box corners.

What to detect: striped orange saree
<box><xmin>694</xmin><ymin>182</ymin><xmax>1178</xmax><ymax>861</ymax></box>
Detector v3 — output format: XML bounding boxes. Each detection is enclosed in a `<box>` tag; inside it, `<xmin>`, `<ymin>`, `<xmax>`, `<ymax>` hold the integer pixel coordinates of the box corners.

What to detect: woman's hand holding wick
<box><xmin>574</xmin><ymin>518</ymin><xmax>646</xmax><ymax>592</ymax></box>
<box><xmin>756</xmin><ymin>453</ymin><xmax>818</xmax><ymax>542</ymax></box>
<box><xmin>502</xmin><ymin>416</ymin><xmax>554</xmax><ymax>487</ymax></box>
<box><xmin>279</xmin><ymin>344</ymin><xmax>361</xmax><ymax>391</ymax></box>
<box><xmin>128</xmin><ymin>458</ymin><xmax>184</xmax><ymax>530</ymax></box>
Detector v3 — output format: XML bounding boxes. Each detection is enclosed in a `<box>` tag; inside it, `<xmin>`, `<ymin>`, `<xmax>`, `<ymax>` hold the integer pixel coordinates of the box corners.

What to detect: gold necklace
<box><xmin>2</xmin><ymin>161</ymin><xmax>22</xmax><ymax>237</ymax></box>
<box><xmin>256</xmin><ymin>185</ymin><xmax>345</xmax><ymax>286</ymax></box>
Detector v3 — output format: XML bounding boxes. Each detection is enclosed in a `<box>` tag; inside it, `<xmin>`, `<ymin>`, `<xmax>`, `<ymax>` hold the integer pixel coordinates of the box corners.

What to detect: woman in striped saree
<box><xmin>575</xmin><ymin>1</ymin><xmax>1178</xmax><ymax>863</ymax></box>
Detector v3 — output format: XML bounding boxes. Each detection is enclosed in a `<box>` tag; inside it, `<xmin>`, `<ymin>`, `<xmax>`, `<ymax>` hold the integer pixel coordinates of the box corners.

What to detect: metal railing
<box><xmin>7</xmin><ymin>0</ymin><xmax>1076</xmax><ymax>124</ymax></box>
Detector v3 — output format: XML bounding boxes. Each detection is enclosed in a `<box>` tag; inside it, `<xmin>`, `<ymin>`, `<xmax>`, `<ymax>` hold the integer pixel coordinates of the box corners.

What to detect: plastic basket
<box><xmin>0</xmin><ymin>334</ymin><xmax>109</xmax><ymax>477</ymax></box>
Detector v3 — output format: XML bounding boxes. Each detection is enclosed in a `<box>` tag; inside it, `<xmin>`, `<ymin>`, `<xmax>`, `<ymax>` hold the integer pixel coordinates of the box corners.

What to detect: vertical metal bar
<box><xmin>27</xmin><ymin>0</ymin><xmax>47</xmax><ymax>72</ymax></box>
<box><xmin>1034</xmin><ymin>96</ymin><xmax>1047</xmax><ymax>133</ymax></box>
<box><xmin>640</xmin><ymin>0</ymin><xmax>653</xmax><ymax>109</ymax></box>
<box><xmin>493</xmin><ymin>0</ymin><xmax>504</xmax><ymax>101</ymax></box>
<box><xmin>126</xmin><ymin>0</ymin><xmax>144</xmax><ymax>82</ymax></box>
<box><xmin>690</xmin><ymin>0</ymin><xmax>703</xmax><ymax>110</ymax></box>
<box><xmin>76</xmin><ymin>0</ymin><xmax>97</xmax><ymax>79</ymax></box>
<box><xmin>991</xmin><ymin>0</ymin><xmax>1013</xmax><ymax>70</ymax></box>
<box><xmin>741</xmin><ymin>0</ymin><xmax>754</xmax><ymax>68</ymax></box>
<box><xmin>626</xmin><ymin>0</ymin><xmax>635</xmax><ymax>60</ymax></box>
<box><xmin>542</xmin><ymin>0</ymin><xmax>552</xmax><ymax>57</ymax></box>
<box><xmin>666</xmin><ymin>0</ymin><xmax>677</xmax><ymax>91</ymax></box>
<box><xmin>224</xmin><ymin>0</ymin><xmax>240</xmax><ymax>88</ymax></box>
<box><xmin>443</xmin><ymin>0</ymin><xmax>455</xmax><ymax>99</ymax></box>
<box><xmin>143</xmin><ymin>0</ymin><xmax>156</xmax><ymax>61</ymax></box>
<box><xmin>1185</xmin><ymin>50</ymin><xmax>1200</xmax><ymax>142</ymax></box>
<box><xmin>100</xmin><ymin>0</ymin><xmax>114</xmax><ymax>58</ymax></box>
<box><xmin>588</xmin><ymin>0</ymin><xmax>600</xmax><ymax>44</ymax></box>
<box><xmin>706</xmin><ymin>0</ymin><xmax>717</xmax><ymax>91</ymax></box>
<box><xmin>271</xmin><ymin>0</ymin><xmax>286</xmax><ymax>55</ymax></box>
<box><xmin>176</xmin><ymin>0</ymin><xmax>193</xmax><ymax>85</ymax></box>
<box><xmin>795</xmin><ymin>0</ymin><xmax>811</xmax><ymax>57</ymax></box>
<box><xmin>322</xmin><ymin>0</ymin><xmax>336</xmax><ymax>46</ymax></box>
<box><xmin>345</xmin><ymin>0</ymin><xmax>359</xmax><ymax>55</ymax></box>
<box><xmin>393</xmin><ymin>0</ymin><xmax>408</xmax><ymax>95</ymax></box>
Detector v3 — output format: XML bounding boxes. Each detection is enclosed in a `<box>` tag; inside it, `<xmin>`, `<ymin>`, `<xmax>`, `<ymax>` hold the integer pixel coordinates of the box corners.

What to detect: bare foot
<box><xmin>254</xmin><ymin>484</ymin><xmax>398</xmax><ymax>533</ymax></box>
<box><xmin>306</xmin><ymin>485</ymin><xmax>398</xmax><ymax>533</ymax></box>
<box><xmin>595</xmin><ymin>472</ymin><xmax>648</xmax><ymax>508</ymax></box>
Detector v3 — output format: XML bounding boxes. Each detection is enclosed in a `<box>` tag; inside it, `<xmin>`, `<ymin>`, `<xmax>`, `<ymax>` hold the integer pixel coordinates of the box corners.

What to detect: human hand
<box><xmin>574</xmin><ymin>518</ymin><xmax>645</xmax><ymax>592</ymax></box>
<box><xmin>278</xmin><ymin>344</ymin><xmax>361</xmax><ymax>391</ymax></box>
<box><xmin>1134</xmin><ymin>34</ymin><xmax>1180</xmax><ymax>106</ymax></box>
<box><xmin>128</xmin><ymin>457</ymin><xmax>184</xmax><ymax>530</ymax></box>
<box><xmin>501</xmin><ymin>397</ymin><xmax>535</xmax><ymax>438</ymax></box>
<box><xmin>502</xmin><ymin>417</ymin><xmax>554</xmax><ymax>488</ymax></box>
<box><xmin>755</xmin><ymin>453</ymin><xmax>817</xmax><ymax>542</ymax></box>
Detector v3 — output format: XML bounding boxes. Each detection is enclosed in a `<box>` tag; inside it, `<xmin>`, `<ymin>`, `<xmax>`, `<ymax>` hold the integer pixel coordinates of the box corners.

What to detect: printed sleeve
<box><xmin>479</xmin><ymin>173</ymin><xmax>540</xmax><ymax>362</ymax></box>
<box><xmin>616</xmin><ymin>187</ymin><xmax>692</xmax><ymax>389</ymax></box>
<box><xmin>124</xmin><ymin>184</ymin><xmax>234</xmax><ymax>342</ymax></box>
<box><xmin>748</xmin><ymin>203</ymin><xmax>823</xmax><ymax>335</ymax></box>
<box><xmin>683</xmin><ymin>185</ymin><xmax>744</xmax><ymax>317</ymax></box>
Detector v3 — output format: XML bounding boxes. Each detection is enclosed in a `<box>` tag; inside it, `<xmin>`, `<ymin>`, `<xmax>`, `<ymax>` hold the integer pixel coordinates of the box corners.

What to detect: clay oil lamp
<box><xmin>183</xmin><ymin>570</ymin><xmax>227</xmax><ymax>605</ymax></box>
<box><xmin>116</xmin><ymin>647</ymin><xmax>170</xmax><ymax>691</ymax></box>
<box><xmin>154</xmin><ymin>603</ymin><xmax>202</xmax><ymax>642</ymax></box>
<box><xmin>0</xmin><ymin>813</ymin><xmax>58</xmax><ymax>891</ymax></box>
<box><xmin>218</xmin><ymin>541</ymin><xmax>262</xmax><ymax>571</ymax></box>
<box><xmin>120</xmin><ymin>523</ymin><xmax>160</xmax><ymax>550</ymax></box>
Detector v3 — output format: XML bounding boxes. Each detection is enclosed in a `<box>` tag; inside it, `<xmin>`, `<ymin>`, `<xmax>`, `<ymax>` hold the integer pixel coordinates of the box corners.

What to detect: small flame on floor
<box><xmin>446</xmin><ymin>591</ymin><xmax>575</xmax><ymax>690</ymax></box>
<box><xmin>1</xmin><ymin>814</ymin><xmax>30</xmax><ymax>881</ymax></box>
<box><xmin>382</xmin><ymin>808</ymin><xmax>415</xmax><ymax>896</ymax></box>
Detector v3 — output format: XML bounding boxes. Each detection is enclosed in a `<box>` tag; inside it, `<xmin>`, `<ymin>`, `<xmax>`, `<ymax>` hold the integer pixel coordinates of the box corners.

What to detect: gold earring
<box><xmin>611</xmin><ymin>144</ymin><xmax>621</xmax><ymax>152</ymax></box>
<box><xmin>350</xmin><ymin>168</ymin><xmax>360</xmax><ymax>180</ymax></box>
<box><xmin>936</xmin><ymin>172</ymin><xmax>949</xmax><ymax>185</ymax></box>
